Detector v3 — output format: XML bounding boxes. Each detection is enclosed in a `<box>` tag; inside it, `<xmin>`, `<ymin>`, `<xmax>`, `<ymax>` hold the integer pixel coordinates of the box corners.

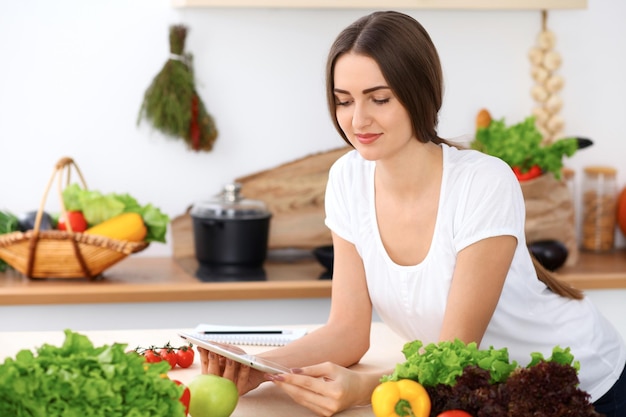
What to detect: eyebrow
<box><xmin>334</xmin><ymin>86</ymin><xmax>391</xmax><ymax>95</ymax></box>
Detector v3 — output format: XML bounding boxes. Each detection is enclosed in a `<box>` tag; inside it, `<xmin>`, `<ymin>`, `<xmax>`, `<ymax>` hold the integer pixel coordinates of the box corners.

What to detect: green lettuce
<box><xmin>472</xmin><ymin>116</ymin><xmax>578</xmax><ymax>179</ymax></box>
<box><xmin>527</xmin><ymin>345</ymin><xmax>580</xmax><ymax>371</ymax></box>
<box><xmin>62</xmin><ymin>184</ymin><xmax>169</xmax><ymax>243</ymax></box>
<box><xmin>384</xmin><ymin>339</ymin><xmax>518</xmax><ymax>386</ymax></box>
<box><xmin>0</xmin><ymin>210</ymin><xmax>19</xmax><ymax>271</ymax></box>
<box><xmin>0</xmin><ymin>329</ymin><xmax>185</xmax><ymax>417</ymax></box>
<box><xmin>383</xmin><ymin>338</ymin><xmax>580</xmax><ymax>388</ymax></box>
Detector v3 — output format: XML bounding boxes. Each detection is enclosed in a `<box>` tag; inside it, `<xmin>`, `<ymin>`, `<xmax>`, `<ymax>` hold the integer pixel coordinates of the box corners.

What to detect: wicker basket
<box><xmin>0</xmin><ymin>157</ymin><xmax>149</xmax><ymax>279</ymax></box>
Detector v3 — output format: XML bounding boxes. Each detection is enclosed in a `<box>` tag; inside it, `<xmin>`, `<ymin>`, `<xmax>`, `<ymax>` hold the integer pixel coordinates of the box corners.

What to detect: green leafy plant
<box><xmin>472</xmin><ymin>115</ymin><xmax>579</xmax><ymax>180</ymax></box>
<box><xmin>0</xmin><ymin>210</ymin><xmax>19</xmax><ymax>271</ymax></box>
<box><xmin>382</xmin><ymin>338</ymin><xmax>579</xmax><ymax>388</ymax></box>
<box><xmin>0</xmin><ymin>329</ymin><xmax>186</xmax><ymax>417</ymax></box>
<box><xmin>383</xmin><ymin>338</ymin><xmax>518</xmax><ymax>386</ymax></box>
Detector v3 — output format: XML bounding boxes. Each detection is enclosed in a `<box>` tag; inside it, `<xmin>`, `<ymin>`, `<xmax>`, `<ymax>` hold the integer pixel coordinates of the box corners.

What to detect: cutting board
<box><xmin>171</xmin><ymin>146</ymin><xmax>351</xmax><ymax>259</ymax></box>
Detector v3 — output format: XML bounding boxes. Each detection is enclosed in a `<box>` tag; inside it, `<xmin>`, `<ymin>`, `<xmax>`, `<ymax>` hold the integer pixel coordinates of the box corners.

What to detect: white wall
<box><xmin>1</xmin><ymin>0</ymin><xmax>625</xmax><ymax>258</ymax></box>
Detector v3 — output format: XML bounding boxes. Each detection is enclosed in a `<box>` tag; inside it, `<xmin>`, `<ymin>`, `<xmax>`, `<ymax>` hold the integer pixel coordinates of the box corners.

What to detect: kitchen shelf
<box><xmin>171</xmin><ymin>0</ymin><xmax>587</xmax><ymax>10</ymax></box>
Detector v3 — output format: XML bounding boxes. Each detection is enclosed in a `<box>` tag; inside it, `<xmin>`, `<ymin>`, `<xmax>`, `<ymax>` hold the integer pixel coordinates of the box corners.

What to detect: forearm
<box><xmin>260</xmin><ymin>321</ymin><xmax>370</xmax><ymax>369</ymax></box>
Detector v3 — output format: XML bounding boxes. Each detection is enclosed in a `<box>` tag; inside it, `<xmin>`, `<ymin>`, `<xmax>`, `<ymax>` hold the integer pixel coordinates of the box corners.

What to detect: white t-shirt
<box><xmin>324</xmin><ymin>144</ymin><xmax>626</xmax><ymax>401</ymax></box>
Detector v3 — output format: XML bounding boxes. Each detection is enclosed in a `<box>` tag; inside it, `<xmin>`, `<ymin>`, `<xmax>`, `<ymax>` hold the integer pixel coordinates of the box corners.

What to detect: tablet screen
<box><xmin>178</xmin><ymin>332</ymin><xmax>291</xmax><ymax>374</ymax></box>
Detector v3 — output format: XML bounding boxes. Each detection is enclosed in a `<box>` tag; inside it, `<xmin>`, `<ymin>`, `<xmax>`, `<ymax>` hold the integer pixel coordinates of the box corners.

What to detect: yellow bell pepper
<box><xmin>371</xmin><ymin>379</ymin><xmax>431</xmax><ymax>417</ymax></box>
<box><xmin>84</xmin><ymin>212</ymin><xmax>147</xmax><ymax>242</ymax></box>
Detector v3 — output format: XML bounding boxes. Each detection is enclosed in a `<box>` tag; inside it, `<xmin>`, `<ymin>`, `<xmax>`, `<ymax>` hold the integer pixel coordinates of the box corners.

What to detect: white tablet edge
<box><xmin>178</xmin><ymin>332</ymin><xmax>291</xmax><ymax>374</ymax></box>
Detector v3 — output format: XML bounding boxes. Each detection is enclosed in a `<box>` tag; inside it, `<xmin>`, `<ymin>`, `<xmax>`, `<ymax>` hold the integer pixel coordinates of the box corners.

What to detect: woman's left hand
<box><xmin>267</xmin><ymin>362</ymin><xmax>377</xmax><ymax>417</ymax></box>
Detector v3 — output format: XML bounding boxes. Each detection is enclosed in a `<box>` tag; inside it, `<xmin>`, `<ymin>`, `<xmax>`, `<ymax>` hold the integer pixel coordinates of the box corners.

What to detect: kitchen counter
<box><xmin>0</xmin><ymin>249</ymin><xmax>625</xmax><ymax>306</ymax></box>
<box><xmin>0</xmin><ymin>322</ymin><xmax>405</xmax><ymax>417</ymax></box>
<box><xmin>0</xmin><ymin>256</ymin><xmax>330</xmax><ymax>306</ymax></box>
<box><xmin>555</xmin><ymin>249</ymin><xmax>626</xmax><ymax>289</ymax></box>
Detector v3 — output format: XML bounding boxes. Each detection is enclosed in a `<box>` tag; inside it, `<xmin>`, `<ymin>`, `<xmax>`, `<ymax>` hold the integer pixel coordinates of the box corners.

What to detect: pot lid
<box><xmin>190</xmin><ymin>183</ymin><xmax>271</xmax><ymax>219</ymax></box>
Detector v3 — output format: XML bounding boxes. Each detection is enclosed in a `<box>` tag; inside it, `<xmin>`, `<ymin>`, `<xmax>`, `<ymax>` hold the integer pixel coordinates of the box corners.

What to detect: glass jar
<box><xmin>581</xmin><ymin>166</ymin><xmax>618</xmax><ymax>252</ymax></box>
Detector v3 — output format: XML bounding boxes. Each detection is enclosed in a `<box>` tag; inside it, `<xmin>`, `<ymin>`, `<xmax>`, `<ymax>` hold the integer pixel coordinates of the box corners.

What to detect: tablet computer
<box><xmin>178</xmin><ymin>331</ymin><xmax>291</xmax><ymax>374</ymax></box>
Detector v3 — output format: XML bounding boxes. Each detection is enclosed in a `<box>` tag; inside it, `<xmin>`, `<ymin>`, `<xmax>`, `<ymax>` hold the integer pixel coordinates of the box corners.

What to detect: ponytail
<box><xmin>531</xmin><ymin>252</ymin><xmax>583</xmax><ymax>300</ymax></box>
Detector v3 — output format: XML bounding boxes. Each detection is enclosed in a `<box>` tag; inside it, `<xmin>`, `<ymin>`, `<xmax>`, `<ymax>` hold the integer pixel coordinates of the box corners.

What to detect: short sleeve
<box><xmin>324</xmin><ymin>152</ymin><xmax>357</xmax><ymax>244</ymax></box>
<box><xmin>452</xmin><ymin>156</ymin><xmax>526</xmax><ymax>252</ymax></box>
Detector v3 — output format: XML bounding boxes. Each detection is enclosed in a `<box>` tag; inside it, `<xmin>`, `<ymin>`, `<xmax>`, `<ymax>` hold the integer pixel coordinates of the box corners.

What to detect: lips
<box><xmin>355</xmin><ymin>133</ymin><xmax>381</xmax><ymax>145</ymax></box>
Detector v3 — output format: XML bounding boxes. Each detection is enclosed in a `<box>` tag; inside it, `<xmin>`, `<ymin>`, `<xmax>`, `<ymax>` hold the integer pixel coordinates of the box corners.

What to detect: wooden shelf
<box><xmin>171</xmin><ymin>0</ymin><xmax>587</xmax><ymax>10</ymax></box>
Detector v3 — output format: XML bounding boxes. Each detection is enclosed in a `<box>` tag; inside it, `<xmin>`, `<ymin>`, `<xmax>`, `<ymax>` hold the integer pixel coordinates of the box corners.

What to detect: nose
<box><xmin>352</xmin><ymin>101</ymin><xmax>372</xmax><ymax>130</ymax></box>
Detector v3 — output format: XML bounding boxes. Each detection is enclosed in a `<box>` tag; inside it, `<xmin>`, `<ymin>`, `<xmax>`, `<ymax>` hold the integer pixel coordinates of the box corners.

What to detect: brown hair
<box><xmin>325</xmin><ymin>10</ymin><xmax>448</xmax><ymax>147</ymax></box>
<box><xmin>531</xmin><ymin>254</ymin><xmax>583</xmax><ymax>299</ymax></box>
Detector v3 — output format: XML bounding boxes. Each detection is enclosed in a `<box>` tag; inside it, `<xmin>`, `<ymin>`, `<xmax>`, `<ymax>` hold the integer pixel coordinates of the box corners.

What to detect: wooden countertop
<box><xmin>1</xmin><ymin>249</ymin><xmax>625</xmax><ymax>306</ymax></box>
<box><xmin>555</xmin><ymin>249</ymin><xmax>626</xmax><ymax>289</ymax></box>
<box><xmin>0</xmin><ymin>256</ymin><xmax>331</xmax><ymax>306</ymax></box>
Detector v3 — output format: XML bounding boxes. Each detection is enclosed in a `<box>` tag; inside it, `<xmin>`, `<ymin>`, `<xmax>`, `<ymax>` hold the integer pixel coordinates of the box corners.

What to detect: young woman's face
<box><xmin>333</xmin><ymin>52</ymin><xmax>414</xmax><ymax>160</ymax></box>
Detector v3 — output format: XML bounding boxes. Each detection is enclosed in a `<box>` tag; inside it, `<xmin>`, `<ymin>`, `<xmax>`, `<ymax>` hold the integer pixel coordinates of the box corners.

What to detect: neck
<box><xmin>375</xmin><ymin>141</ymin><xmax>443</xmax><ymax>196</ymax></box>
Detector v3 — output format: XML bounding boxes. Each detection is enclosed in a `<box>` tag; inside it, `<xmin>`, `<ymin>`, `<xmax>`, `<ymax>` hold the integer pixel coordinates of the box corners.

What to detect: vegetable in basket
<box><xmin>17</xmin><ymin>210</ymin><xmax>55</xmax><ymax>231</ymax></box>
<box><xmin>0</xmin><ymin>210</ymin><xmax>19</xmax><ymax>271</ymax></box>
<box><xmin>57</xmin><ymin>210</ymin><xmax>88</xmax><ymax>232</ymax></box>
<box><xmin>62</xmin><ymin>183</ymin><xmax>169</xmax><ymax>243</ymax></box>
<box><xmin>85</xmin><ymin>212</ymin><xmax>147</xmax><ymax>242</ymax></box>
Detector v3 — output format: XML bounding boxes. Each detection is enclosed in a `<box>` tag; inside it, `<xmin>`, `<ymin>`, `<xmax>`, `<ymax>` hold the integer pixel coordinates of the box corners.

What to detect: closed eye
<box><xmin>335</xmin><ymin>97</ymin><xmax>352</xmax><ymax>106</ymax></box>
<box><xmin>373</xmin><ymin>98</ymin><xmax>390</xmax><ymax>105</ymax></box>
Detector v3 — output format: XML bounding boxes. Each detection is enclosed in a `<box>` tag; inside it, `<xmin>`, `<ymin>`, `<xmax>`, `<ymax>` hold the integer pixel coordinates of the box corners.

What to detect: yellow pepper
<box><xmin>371</xmin><ymin>379</ymin><xmax>431</xmax><ymax>417</ymax></box>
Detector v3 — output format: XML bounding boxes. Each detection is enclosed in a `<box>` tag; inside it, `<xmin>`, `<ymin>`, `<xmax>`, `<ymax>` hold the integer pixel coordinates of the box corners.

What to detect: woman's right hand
<box><xmin>198</xmin><ymin>346</ymin><xmax>268</xmax><ymax>395</ymax></box>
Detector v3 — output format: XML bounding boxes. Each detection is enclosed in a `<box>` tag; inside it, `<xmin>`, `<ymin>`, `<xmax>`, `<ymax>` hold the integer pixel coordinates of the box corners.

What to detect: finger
<box><xmin>237</xmin><ymin>365</ymin><xmax>251</xmax><ymax>393</ymax></box>
<box><xmin>198</xmin><ymin>347</ymin><xmax>209</xmax><ymax>373</ymax></box>
<box><xmin>222</xmin><ymin>358</ymin><xmax>239</xmax><ymax>381</ymax></box>
<box><xmin>207</xmin><ymin>352</ymin><xmax>223</xmax><ymax>375</ymax></box>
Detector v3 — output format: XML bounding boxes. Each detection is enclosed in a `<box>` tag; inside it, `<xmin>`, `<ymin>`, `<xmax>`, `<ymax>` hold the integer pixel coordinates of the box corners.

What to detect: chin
<box><xmin>355</xmin><ymin>147</ymin><xmax>382</xmax><ymax>162</ymax></box>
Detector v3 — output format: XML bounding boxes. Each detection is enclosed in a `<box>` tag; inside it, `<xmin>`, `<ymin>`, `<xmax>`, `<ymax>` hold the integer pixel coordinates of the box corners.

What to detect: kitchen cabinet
<box><xmin>171</xmin><ymin>0</ymin><xmax>587</xmax><ymax>10</ymax></box>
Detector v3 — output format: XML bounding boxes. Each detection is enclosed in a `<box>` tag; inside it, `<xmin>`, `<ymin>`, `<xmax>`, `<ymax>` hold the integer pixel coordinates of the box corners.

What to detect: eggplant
<box><xmin>528</xmin><ymin>239</ymin><xmax>569</xmax><ymax>271</ymax></box>
<box><xmin>576</xmin><ymin>137</ymin><xmax>593</xmax><ymax>150</ymax></box>
<box><xmin>17</xmin><ymin>210</ymin><xmax>54</xmax><ymax>232</ymax></box>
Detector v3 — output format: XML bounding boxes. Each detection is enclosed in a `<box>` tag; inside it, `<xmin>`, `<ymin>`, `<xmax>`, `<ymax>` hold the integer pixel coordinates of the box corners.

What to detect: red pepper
<box><xmin>512</xmin><ymin>165</ymin><xmax>542</xmax><ymax>181</ymax></box>
<box><xmin>189</xmin><ymin>94</ymin><xmax>201</xmax><ymax>151</ymax></box>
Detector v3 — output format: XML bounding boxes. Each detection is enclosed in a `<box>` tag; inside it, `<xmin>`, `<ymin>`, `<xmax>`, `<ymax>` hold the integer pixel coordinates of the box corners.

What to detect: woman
<box><xmin>201</xmin><ymin>11</ymin><xmax>626</xmax><ymax>416</ymax></box>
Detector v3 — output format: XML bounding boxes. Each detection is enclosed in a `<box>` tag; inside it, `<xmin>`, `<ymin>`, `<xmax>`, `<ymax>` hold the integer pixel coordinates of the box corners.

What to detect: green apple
<box><xmin>187</xmin><ymin>374</ymin><xmax>239</xmax><ymax>417</ymax></box>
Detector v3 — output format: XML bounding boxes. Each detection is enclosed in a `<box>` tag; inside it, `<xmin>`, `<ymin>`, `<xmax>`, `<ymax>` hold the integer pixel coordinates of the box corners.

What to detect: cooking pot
<box><xmin>190</xmin><ymin>183</ymin><xmax>272</xmax><ymax>267</ymax></box>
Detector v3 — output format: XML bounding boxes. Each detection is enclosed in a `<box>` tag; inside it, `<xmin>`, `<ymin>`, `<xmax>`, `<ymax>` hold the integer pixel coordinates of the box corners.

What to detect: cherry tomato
<box><xmin>57</xmin><ymin>211</ymin><xmax>88</xmax><ymax>232</ymax></box>
<box><xmin>159</xmin><ymin>347</ymin><xmax>178</xmax><ymax>369</ymax></box>
<box><xmin>176</xmin><ymin>345</ymin><xmax>195</xmax><ymax>368</ymax></box>
<box><xmin>173</xmin><ymin>380</ymin><xmax>191</xmax><ymax>415</ymax></box>
<box><xmin>144</xmin><ymin>349</ymin><xmax>162</xmax><ymax>363</ymax></box>
<box><xmin>438</xmin><ymin>410</ymin><xmax>473</xmax><ymax>417</ymax></box>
